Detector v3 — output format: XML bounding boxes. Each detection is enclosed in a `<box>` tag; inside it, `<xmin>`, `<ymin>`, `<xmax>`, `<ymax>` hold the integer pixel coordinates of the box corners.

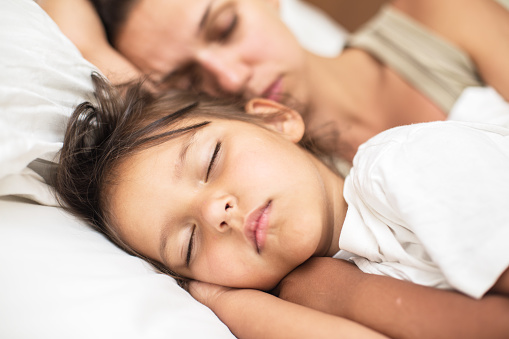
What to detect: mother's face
<box><xmin>116</xmin><ymin>0</ymin><xmax>309</xmax><ymax>104</ymax></box>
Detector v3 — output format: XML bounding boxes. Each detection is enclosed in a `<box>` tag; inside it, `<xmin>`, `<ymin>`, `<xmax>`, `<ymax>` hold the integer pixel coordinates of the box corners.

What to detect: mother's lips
<box><xmin>244</xmin><ymin>201</ymin><xmax>272</xmax><ymax>253</ymax></box>
<box><xmin>262</xmin><ymin>78</ymin><xmax>283</xmax><ymax>102</ymax></box>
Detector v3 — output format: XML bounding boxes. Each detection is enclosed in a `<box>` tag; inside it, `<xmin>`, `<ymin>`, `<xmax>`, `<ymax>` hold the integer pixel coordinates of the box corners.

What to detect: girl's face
<box><xmin>109</xmin><ymin>105</ymin><xmax>342</xmax><ymax>290</ymax></box>
<box><xmin>116</xmin><ymin>0</ymin><xmax>309</xmax><ymax>105</ymax></box>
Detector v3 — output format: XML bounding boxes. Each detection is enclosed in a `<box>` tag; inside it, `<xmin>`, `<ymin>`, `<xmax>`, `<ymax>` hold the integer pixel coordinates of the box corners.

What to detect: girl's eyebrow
<box><xmin>159</xmin><ymin>222</ymin><xmax>172</xmax><ymax>267</ymax></box>
<box><xmin>159</xmin><ymin>130</ymin><xmax>197</xmax><ymax>267</ymax></box>
<box><xmin>158</xmin><ymin>218</ymin><xmax>186</xmax><ymax>270</ymax></box>
<box><xmin>158</xmin><ymin>132</ymin><xmax>197</xmax><ymax>268</ymax></box>
<box><xmin>174</xmin><ymin>132</ymin><xmax>197</xmax><ymax>181</ymax></box>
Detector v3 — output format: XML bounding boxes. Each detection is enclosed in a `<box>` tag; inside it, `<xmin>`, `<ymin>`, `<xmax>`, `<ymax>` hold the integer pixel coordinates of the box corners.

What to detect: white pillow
<box><xmin>449</xmin><ymin>87</ymin><xmax>509</xmax><ymax>128</ymax></box>
<box><xmin>0</xmin><ymin>196</ymin><xmax>234</xmax><ymax>339</ymax></box>
<box><xmin>281</xmin><ymin>0</ymin><xmax>348</xmax><ymax>57</ymax></box>
<box><xmin>0</xmin><ymin>0</ymin><xmax>95</xmax><ymax>204</ymax></box>
<box><xmin>0</xmin><ymin>0</ymin><xmax>348</xmax><ymax>338</ymax></box>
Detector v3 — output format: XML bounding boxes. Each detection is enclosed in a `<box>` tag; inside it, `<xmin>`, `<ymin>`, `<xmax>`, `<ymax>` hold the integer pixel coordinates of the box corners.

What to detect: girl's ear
<box><xmin>245</xmin><ymin>98</ymin><xmax>304</xmax><ymax>143</ymax></box>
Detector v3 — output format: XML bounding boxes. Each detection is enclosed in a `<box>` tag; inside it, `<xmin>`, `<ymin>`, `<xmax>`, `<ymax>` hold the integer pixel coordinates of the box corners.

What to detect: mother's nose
<box><xmin>196</xmin><ymin>49</ymin><xmax>250</xmax><ymax>95</ymax></box>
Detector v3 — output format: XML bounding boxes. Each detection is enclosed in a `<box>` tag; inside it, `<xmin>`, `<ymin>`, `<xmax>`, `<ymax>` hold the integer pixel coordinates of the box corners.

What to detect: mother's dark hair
<box><xmin>90</xmin><ymin>0</ymin><xmax>139</xmax><ymax>45</ymax></box>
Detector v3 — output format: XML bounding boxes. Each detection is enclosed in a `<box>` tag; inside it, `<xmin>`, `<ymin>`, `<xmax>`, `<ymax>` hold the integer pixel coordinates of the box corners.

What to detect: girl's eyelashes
<box><xmin>186</xmin><ymin>225</ymin><xmax>196</xmax><ymax>267</ymax></box>
<box><xmin>205</xmin><ymin>141</ymin><xmax>222</xmax><ymax>182</ymax></box>
<box><xmin>186</xmin><ymin>141</ymin><xmax>221</xmax><ymax>267</ymax></box>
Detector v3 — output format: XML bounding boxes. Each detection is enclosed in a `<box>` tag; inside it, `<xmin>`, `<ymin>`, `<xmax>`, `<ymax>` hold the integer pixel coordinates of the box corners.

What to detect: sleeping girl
<box><xmin>55</xmin><ymin>74</ymin><xmax>509</xmax><ymax>339</ymax></box>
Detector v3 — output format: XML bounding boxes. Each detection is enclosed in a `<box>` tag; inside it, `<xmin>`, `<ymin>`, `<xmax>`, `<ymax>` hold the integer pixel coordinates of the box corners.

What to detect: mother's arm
<box><xmin>38</xmin><ymin>0</ymin><xmax>140</xmax><ymax>84</ymax></box>
<box><xmin>276</xmin><ymin>257</ymin><xmax>509</xmax><ymax>339</ymax></box>
<box><xmin>392</xmin><ymin>0</ymin><xmax>509</xmax><ymax>101</ymax></box>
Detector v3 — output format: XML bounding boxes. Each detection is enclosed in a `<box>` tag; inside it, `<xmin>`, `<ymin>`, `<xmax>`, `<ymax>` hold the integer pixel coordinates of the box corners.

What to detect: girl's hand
<box><xmin>188</xmin><ymin>280</ymin><xmax>233</xmax><ymax>309</ymax></box>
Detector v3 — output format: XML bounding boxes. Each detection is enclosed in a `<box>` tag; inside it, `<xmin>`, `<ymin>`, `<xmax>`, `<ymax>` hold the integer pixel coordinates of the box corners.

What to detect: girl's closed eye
<box><xmin>186</xmin><ymin>141</ymin><xmax>221</xmax><ymax>267</ymax></box>
<box><xmin>205</xmin><ymin>141</ymin><xmax>222</xmax><ymax>182</ymax></box>
<box><xmin>186</xmin><ymin>225</ymin><xmax>196</xmax><ymax>267</ymax></box>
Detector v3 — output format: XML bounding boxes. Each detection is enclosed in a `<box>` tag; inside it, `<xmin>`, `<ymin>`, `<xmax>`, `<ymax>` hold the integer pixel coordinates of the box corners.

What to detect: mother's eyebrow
<box><xmin>199</xmin><ymin>1</ymin><xmax>214</xmax><ymax>33</ymax></box>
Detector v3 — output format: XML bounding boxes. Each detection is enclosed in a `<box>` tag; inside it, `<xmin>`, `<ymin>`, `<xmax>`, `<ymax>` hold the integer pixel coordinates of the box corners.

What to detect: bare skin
<box><xmin>37</xmin><ymin>0</ymin><xmax>139</xmax><ymax>83</ymax></box>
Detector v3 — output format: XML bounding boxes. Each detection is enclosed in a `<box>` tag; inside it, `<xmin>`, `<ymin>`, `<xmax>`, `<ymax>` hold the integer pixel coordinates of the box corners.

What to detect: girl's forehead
<box><xmin>117</xmin><ymin>117</ymin><xmax>267</xmax><ymax>182</ymax></box>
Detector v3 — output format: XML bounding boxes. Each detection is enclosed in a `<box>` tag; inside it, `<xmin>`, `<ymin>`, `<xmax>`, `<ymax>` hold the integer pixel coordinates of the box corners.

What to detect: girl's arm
<box><xmin>276</xmin><ymin>257</ymin><xmax>509</xmax><ymax>339</ymax></box>
<box><xmin>392</xmin><ymin>0</ymin><xmax>509</xmax><ymax>101</ymax></box>
<box><xmin>37</xmin><ymin>0</ymin><xmax>140</xmax><ymax>84</ymax></box>
<box><xmin>189</xmin><ymin>281</ymin><xmax>388</xmax><ymax>339</ymax></box>
<box><xmin>492</xmin><ymin>267</ymin><xmax>509</xmax><ymax>296</ymax></box>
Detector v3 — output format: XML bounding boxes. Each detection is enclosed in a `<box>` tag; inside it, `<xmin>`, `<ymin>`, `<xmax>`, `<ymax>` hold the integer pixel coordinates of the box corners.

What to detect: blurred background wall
<box><xmin>303</xmin><ymin>0</ymin><xmax>390</xmax><ymax>31</ymax></box>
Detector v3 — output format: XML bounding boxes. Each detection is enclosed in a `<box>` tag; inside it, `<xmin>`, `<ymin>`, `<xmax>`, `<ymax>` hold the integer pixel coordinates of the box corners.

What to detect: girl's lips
<box><xmin>244</xmin><ymin>201</ymin><xmax>272</xmax><ymax>253</ymax></box>
<box><xmin>262</xmin><ymin>78</ymin><xmax>283</xmax><ymax>102</ymax></box>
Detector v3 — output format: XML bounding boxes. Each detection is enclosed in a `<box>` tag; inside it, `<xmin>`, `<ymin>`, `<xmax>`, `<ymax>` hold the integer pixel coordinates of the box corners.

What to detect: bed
<box><xmin>0</xmin><ymin>0</ymin><xmax>348</xmax><ymax>337</ymax></box>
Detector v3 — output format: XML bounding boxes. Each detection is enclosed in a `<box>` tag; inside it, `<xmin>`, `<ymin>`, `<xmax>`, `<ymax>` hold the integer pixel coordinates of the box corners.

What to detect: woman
<box><xmin>39</xmin><ymin>0</ymin><xmax>509</xmax><ymax>164</ymax></box>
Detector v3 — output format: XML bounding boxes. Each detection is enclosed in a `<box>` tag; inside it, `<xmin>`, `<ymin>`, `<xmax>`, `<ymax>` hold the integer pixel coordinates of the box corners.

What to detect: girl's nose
<box><xmin>199</xmin><ymin>193</ymin><xmax>235</xmax><ymax>233</ymax></box>
<box><xmin>196</xmin><ymin>49</ymin><xmax>250</xmax><ymax>95</ymax></box>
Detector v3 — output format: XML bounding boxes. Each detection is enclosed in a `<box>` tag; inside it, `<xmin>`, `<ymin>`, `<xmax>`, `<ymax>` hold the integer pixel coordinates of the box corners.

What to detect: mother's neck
<box><xmin>302</xmin><ymin>49</ymin><xmax>389</xmax><ymax>162</ymax></box>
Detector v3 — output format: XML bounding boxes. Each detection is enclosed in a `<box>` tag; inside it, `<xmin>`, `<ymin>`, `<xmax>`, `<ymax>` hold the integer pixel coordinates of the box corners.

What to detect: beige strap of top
<box><xmin>348</xmin><ymin>5</ymin><xmax>483</xmax><ymax>113</ymax></box>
